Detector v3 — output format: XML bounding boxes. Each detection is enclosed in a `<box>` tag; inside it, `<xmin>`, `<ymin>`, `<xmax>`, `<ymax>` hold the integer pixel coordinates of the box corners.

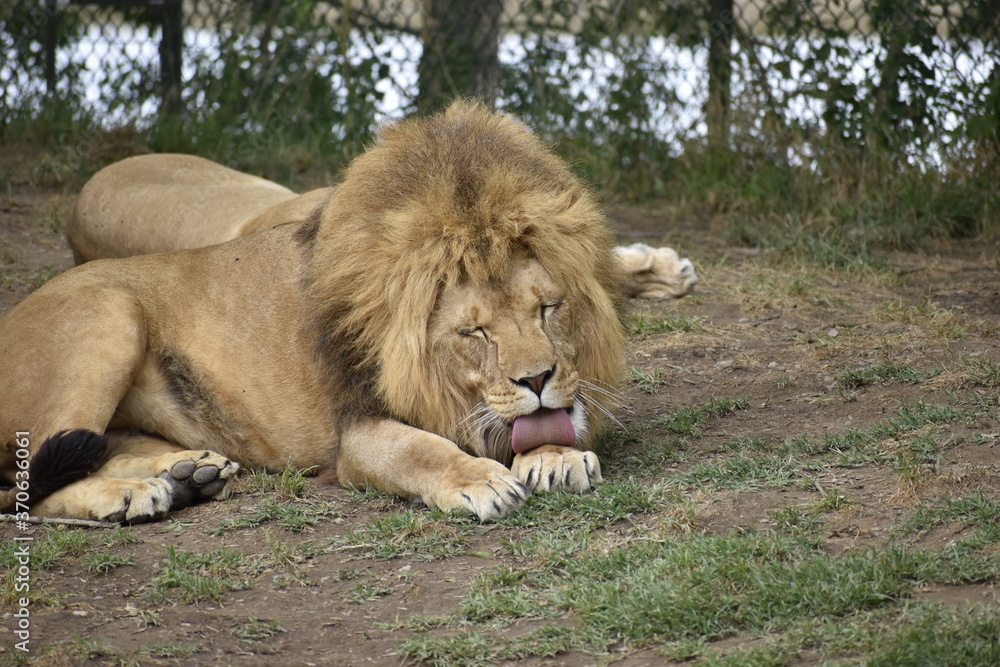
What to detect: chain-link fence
<box><xmin>2</xmin><ymin>1</ymin><xmax>998</xmax><ymax>187</ymax></box>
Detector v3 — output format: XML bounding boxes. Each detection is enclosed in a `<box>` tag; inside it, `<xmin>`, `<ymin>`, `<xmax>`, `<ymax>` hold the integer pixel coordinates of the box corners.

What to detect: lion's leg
<box><xmin>28</xmin><ymin>432</ymin><xmax>240</xmax><ymax>523</ymax></box>
<box><xmin>337</xmin><ymin>419</ymin><xmax>527</xmax><ymax>521</ymax></box>
<box><xmin>97</xmin><ymin>431</ymin><xmax>240</xmax><ymax>505</ymax></box>
<box><xmin>1</xmin><ymin>282</ymin><xmax>235</xmax><ymax>522</ymax></box>
<box><xmin>31</xmin><ymin>475</ymin><xmax>174</xmax><ymax>523</ymax></box>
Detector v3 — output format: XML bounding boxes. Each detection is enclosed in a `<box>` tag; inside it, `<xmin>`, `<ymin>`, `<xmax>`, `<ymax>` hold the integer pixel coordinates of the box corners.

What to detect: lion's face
<box><xmin>429</xmin><ymin>258</ymin><xmax>593</xmax><ymax>463</ymax></box>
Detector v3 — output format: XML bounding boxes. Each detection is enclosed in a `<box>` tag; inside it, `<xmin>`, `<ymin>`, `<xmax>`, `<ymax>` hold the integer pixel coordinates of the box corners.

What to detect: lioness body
<box><xmin>68</xmin><ymin>156</ymin><xmax>697</xmax><ymax>298</ymax></box>
<box><xmin>66</xmin><ymin>153</ymin><xmax>332</xmax><ymax>264</ymax></box>
<box><xmin>1</xmin><ymin>102</ymin><xmax>623</xmax><ymax>522</ymax></box>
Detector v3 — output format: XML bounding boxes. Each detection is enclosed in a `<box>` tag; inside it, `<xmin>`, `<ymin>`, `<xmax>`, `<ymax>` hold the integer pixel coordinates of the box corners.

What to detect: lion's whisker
<box><xmin>579</xmin><ymin>380</ymin><xmax>626</xmax><ymax>412</ymax></box>
<box><xmin>578</xmin><ymin>387</ymin><xmax>626</xmax><ymax>431</ymax></box>
<box><xmin>457</xmin><ymin>401</ymin><xmax>491</xmax><ymax>428</ymax></box>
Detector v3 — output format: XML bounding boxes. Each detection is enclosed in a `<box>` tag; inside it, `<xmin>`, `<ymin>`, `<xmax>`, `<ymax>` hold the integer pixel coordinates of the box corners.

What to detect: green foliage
<box><xmin>836</xmin><ymin>362</ymin><xmax>939</xmax><ymax>389</ymax></box>
<box><xmin>625</xmin><ymin>311</ymin><xmax>705</xmax><ymax>338</ymax></box>
<box><xmin>141</xmin><ymin>643</ymin><xmax>204</xmax><ymax>659</ymax></box>
<box><xmin>895</xmin><ymin>492</ymin><xmax>1000</xmax><ymax>553</ymax></box>
<box><xmin>656</xmin><ymin>397</ymin><xmax>750</xmax><ymax>437</ymax></box>
<box><xmin>84</xmin><ymin>551</ymin><xmax>135</xmax><ymax>575</ymax></box>
<box><xmin>403</xmin><ymin>531</ymin><xmax>1000</xmax><ymax>663</ymax></box>
<box><xmin>3</xmin><ymin>0</ymin><xmax>998</xmax><ymax>254</ymax></box>
<box><xmin>148</xmin><ymin>546</ymin><xmax>257</xmax><ymax>603</ymax></box>
<box><xmin>866</xmin><ymin>605</ymin><xmax>1000</xmax><ymax>666</ymax></box>
<box><xmin>232</xmin><ymin>618</ymin><xmax>283</xmax><ymax>642</ymax></box>
<box><xmin>153</xmin><ymin>1</ymin><xmax>385</xmax><ymax>171</ymax></box>
<box><xmin>673</xmin><ymin>453</ymin><xmax>806</xmax><ymax>491</ymax></box>
<box><xmin>627</xmin><ymin>366</ymin><xmax>668</xmax><ymax>393</ymax></box>
<box><xmin>334</xmin><ymin>510</ymin><xmax>469</xmax><ymax>561</ymax></box>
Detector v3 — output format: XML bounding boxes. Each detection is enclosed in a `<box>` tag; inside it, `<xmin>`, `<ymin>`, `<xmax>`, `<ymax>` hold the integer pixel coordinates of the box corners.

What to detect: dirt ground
<box><xmin>0</xmin><ymin>157</ymin><xmax>999</xmax><ymax>666</ymax></box>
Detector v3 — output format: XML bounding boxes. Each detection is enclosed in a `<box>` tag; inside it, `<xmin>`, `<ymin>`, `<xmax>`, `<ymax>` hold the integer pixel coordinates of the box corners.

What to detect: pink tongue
<box><xmin>511</xmin><ymin>408</ymin><xmax>576</xmax><ymax>454</ymax></box>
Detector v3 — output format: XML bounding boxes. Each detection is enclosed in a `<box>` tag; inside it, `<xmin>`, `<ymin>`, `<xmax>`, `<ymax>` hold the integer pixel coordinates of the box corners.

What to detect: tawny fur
<box><xmin>68</xmin><ymin>153</ymin><xmax>697</xmax><ymax>300</ymax></box>
<box><xmin>0</xmin><ymin>101</ymin><xmax>627</xmax><ymax>522</ymax></box>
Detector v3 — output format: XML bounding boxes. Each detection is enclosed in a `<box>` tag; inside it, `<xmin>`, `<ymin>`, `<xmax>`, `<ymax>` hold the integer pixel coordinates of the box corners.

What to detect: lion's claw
<box><xmin>96</xmin><ymin>478</ymin><xmax>173</xmax><ymax>524</ymax></box>
<box><xmin>433</xmin><ymin>458</ymin><xmax>527</xmax><ymax>522</ymax></box>
<box><xmin>512</xmin><ymin>445</ymin><xmax>602</xmax><ymax>494</ymax></box>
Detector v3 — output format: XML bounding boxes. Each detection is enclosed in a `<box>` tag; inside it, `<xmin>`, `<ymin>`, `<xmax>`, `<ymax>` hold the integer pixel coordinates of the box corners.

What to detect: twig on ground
<box><xmin>1</xmin><ymin>513</ymin><xmax>118</xmax><ymax>529</ymax></box>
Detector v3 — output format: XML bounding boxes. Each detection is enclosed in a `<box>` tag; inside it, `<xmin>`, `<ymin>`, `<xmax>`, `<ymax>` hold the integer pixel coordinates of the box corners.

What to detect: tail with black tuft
<box><xmin>1</xmin><ymin>430</ymin><xmax>107</xmax><ymax>512</ymax></box>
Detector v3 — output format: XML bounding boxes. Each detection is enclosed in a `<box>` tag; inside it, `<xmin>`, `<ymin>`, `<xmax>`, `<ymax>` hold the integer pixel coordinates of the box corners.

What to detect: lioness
<box><xmin>1</xmin><ymin>101</ymin><xmax>629</xmax><ymax>523</ymax></box>
<box><xmin>67</xmin><ymin>157</ymin><xmax>698</xmax><ymax>299</ymax></box>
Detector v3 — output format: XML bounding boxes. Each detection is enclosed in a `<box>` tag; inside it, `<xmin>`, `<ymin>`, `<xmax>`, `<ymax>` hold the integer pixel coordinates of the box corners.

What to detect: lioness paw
<box><xmin>512</xmin><ymin>445</ymin><xmax>603</xmax><ymax>494</ymax></box>
<box><xmin>432</xmin><ymin>458</ymin><xmax>527</xmax><ymax>522</ymax></box>
<box><xmin>615</xmin><ymin>243</ymin><xmax>698</xmax><ymax>299</ymax></box>
<box><xmin>156</xmin><ymin>450</ymin><xmax>240</xmax><ymax>508</ymax></box>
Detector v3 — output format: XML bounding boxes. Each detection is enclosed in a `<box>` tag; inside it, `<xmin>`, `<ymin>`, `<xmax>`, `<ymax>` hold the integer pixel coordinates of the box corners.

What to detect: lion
<box><xmin>0</xmin><ymin>101</ymin><xmax>628</xmax><ymax>523</ymax></box>
<box><xmin>67</xmin><ymin>158</ymin><xmax>697</xmax><ymax>299</ymax></box>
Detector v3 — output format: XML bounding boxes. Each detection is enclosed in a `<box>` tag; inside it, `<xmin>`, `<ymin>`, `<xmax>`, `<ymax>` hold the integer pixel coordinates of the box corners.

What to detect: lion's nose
<box><xmin>513</xmin><ymin>368</ymin><xmax>553</xmax><ymax>397</ymax></box>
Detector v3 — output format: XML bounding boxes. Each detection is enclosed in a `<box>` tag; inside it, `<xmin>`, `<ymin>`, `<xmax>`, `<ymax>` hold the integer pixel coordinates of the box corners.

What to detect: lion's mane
<box><xmin>304</xmin><ymin>101</ymin><xmax>627</xmax><ymax>453</ymax></box>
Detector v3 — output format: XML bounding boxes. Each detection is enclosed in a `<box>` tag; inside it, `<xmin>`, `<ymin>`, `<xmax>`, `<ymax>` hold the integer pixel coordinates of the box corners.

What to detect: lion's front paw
<box><xmin>156</xmin><ymin>450</ymin><xmax>240</xmax><ymax>509</ymax></box>
<box><xmin>511</xmin><ymin>445</ymin><xmax>602</xmax><ymax>494</ymax></box>
<box><xmin>431</xmin><ymin>458</ymin><xmax>528</xmax><ymax>522</ymax></box>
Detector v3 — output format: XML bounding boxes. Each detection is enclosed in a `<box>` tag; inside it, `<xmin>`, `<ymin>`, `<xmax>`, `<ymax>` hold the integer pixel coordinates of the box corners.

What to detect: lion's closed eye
<box><xmin>540</xmin><ymin>300</ymin><xmax>562</xmax><ymax>324</ymax></box>
<box><xmin>459</xmin><ymin>326</ymin><xmax>489</xmax><ymax>341</ymax></box>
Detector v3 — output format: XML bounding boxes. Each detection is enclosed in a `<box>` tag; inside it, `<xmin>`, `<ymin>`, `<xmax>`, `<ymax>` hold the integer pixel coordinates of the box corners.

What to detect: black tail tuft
<box><xmin>25</xmin><ymin>430</ymin><xmax>108</xmax><ymax>506</ymax></box>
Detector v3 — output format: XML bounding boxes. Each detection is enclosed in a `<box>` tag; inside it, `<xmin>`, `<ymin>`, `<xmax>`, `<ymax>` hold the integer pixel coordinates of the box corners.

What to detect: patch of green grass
<box><xmin>401</xmin><ymin>530</ymin><xmax>1000</xmax><ymax>664</ymax></box>
<box><xmin>787</xmin><ymin>401</ymin><xmax>971</xmax><ymax>466</ymax></box>
<box><xmin>0</xmin><ymin>265</ymin><xmax>62</xmax><ymax>291</ymax></box>
<box><xmin>596</xmin><ymin>398</ymin><xmax>751</xmax><ymax>475</ymax></box>
<box><xmin>836</xmin><ymin>361</ymin><xmax>938</xmax><ymax>389</ymax></box>
<box><xmin>346</xmin><ymin>577</ymin><xmax>393</xmax><ymax>604</ymax></box>
<box><xmin>232</xmin><ymin>617</ymin><xmax>283</xmax><ymax>642</ymax></box>
<box><xmin>956</xmin><ymin>355</ymin><xmax>1000</xmax><ymax>388</ymax></box>
<box><xmin>768</xmin><ymin>505</ymin><xmax>826</xmax><ymax>535</ymax></box>
<box><xmin>895</xmin><ymin>491</ymin><xmax>1000</xmax><ymax>553</ymax></box>
<box><xmin>402</xmin><ymin>629</ymin><xmax>498</xmax><ymax>667</ymax></box>
<box><xmin>137</xmin><ymin>610</ymin><xmax>162</xmax><ymax>627</ymax></box>
<box><xmin>656</xmin><ymin>397</ymin><xmax>750</xmax><ymax>436</ymax></box>
<box><xmin>84</xmin><ymin>551</ymin><xmax>135</xmax><ymax>575</ymax></box>
<box><xmin>335</xmin><ymin>509</ymin><xmax>468</xmax><ymax>561</ymax></box>
<box><xmin>147</xmin><ymin>546</ymin><xmax>257</xmax><ymax>603</ymax></box>
<box><xmin>725</xmin><ymin>436</ymin><xmax>772</xmax><ymax>452</ymax></box>
<box><xmin>625</xmin><ymin>311</ymin><xmax>705</xmax><ymax>338</ymax></box>
<box><xmin>500</xmin><ymin>625</ymin><xmax>577</xmax><ymax>661</ymax></box>
<box><xmin>263</xmin><ymin>528</ymin><xmax>324</xmax><ymax>574</ymax></box>
<box><xmin>244</xmin><ymin>463</ymin><xmax>315</xmax><ymax>498</ymax></box>
<box><xmin>865</xmin><ymin>604</ymin><xmax>1000</xmax><ymax>666</ymax></box>
<box><xmin>37</xmin><ymin>211</ymin><xmax>65</xmax><ymax>235</ymax></box>
<box><xmin>100</xmin><ymin>526</ymin><xmax>141</xmax><ymax>547</ymax></box>
<box><xmin>67</xmin><ymin>637</ymin><xmax>136</xmax><ymax>665</ymax></box>
<box><xmin>141</xmin><ymin>643</ymin><xmax>204</xmax><ymax>658</ymax></box>
<box><xmin>29</xmin><ymin>526</ymin><xmax>92</xmax><ymax>569</ymax></box>
<box><xmin>591</xmin><ymin>426</ymin><xmax>679</xmax><ymax>473</ymax></box>
<box><xmin>671</xmin><ymin>453</ymin><xmax>808</xmax><ymax>491</ymax></box>
<box><xmin>627</xmin><ymin>366</ymin><xmax>668</xmax><ymax>394</ymax></box>
<box><xmin>211</xmin><ymin>498</ymin><xmax>339</xmax><ymax>535</ymax></box>
<box><xmin>811</xmin><ymin>489</ymin><xmax>853</xmax><ymax>513</ymax></box>
<box><xmin>499</xmin><ymin>476</ymin><xmax>673</xmax><ymax>529</ymax></box>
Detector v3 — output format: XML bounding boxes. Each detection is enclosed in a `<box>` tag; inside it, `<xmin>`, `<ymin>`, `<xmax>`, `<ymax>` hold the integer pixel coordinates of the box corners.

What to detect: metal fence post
<box><xmin>158</xmin><ymin>0</ymin><xmax>182</xmax><ymax>117</ymax></box>
<box><xmin>418</xmin><ymin>0</ymin><xmax>502</xmax><ymax>112</ymax></box>
<box><xmin>707</xmin><ymin>0</ymin><xmax>733</xmax><ymax>149</ymax></box>
<box><xmin>44</xmin><ymin>0</ymin><xmax>57</xmax><ymax>95</ymax></box>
